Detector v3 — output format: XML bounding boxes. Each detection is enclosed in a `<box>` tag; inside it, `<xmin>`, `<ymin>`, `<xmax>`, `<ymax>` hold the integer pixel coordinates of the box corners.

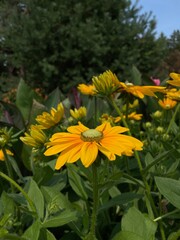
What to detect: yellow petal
<box><xmin>55</xmin><ymin>152</ymin><xmax>68</xmax><ymax>170</ymax></box>
<box><xmin>67</xmin><ymin>122</ymin><xmax>89</xmax><ymax>134</ymax></box>
<box><xmin>80</xmin><ymin>142</ymin><xmax>98</xmax><ymax>167</ymax></box>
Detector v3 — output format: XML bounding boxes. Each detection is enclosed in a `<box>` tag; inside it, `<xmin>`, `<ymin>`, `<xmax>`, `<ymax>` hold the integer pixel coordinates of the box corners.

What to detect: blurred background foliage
<box><xmin>0</xmin><ymin>0</ymin><xmax>180</xmax><ymax>97</ymax></box>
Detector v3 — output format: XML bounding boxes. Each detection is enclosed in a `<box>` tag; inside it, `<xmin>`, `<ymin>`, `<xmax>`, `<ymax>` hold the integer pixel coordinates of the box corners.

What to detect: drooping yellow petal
<box><xmin>80</xmin><ymin>142</ymin><xmax>98</xmax><ymax>167</ymax></box>
<box><xmin>55</xmin><ymin>152</ymin><xmax>68</xmax><ymax>170</ymax></box>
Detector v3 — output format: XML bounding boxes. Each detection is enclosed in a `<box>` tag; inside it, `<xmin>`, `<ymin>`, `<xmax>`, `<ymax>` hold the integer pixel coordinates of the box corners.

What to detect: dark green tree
<box><xmin>1</xmin><ymin>0</ymin><xmax>167</xmax><ymax>93</ymax></box>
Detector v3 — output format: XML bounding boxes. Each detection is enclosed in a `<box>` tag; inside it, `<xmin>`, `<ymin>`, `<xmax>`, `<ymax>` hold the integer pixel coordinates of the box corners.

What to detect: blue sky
<box><xmin>131</xmin><ymin>0</ymin><xmax>180</xmax><ymax>37</ymax></box>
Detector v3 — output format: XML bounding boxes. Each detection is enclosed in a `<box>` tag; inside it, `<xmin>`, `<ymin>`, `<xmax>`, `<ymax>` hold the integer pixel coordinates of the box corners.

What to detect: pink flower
<box><xmin>151</xmin><ymin>77</ymin><xmax>161</xmax><ymax>86</ymax></box>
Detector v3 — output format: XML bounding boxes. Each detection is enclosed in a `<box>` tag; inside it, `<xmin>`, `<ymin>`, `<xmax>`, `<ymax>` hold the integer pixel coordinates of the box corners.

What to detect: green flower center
<box><xmin>81</xmin><ymin>129</ymin><xmax>103</xmax><ymax>142</ymax></box>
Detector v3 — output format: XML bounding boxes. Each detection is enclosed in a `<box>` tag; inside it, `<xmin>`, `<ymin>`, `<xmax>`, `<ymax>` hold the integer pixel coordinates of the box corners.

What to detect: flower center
<box><xmin>126</xmin><ymin>82</ymin><xmax>134</xmax><ymax>86</ymax></box>
<box><xmin>81</xmin><ymin>129</ymin><xmax>103</xmax><ymax>142</ymax></box>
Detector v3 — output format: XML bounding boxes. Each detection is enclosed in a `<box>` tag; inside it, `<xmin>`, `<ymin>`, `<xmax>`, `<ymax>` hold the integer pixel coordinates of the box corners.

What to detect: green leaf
<box><xmin>0</xmin><ymin>233</ymin><xmax>27</xmax><ymax>240</ymax></box>
<box><xmin>42</xmin><ymin>209</ymin><xmax>77</xmax><ymax>228</ymax></box>
<box><xmin>27</xmin><ymin>179</ymin><xmax>44</xmax><ymax>219</ymax></box>
<box><xmin>112</xmin><ymin>231</ymin><xmax>144</xmax><ymax>240</ymax></box>
<box><xmin>155</xmin><ymin>177</ymin><xmax>180</xmax><ymax>209</ymax></box>
<box><xmin>130</xmin><ymin>65</ymin><xmax>142</xmax><ymax>85</ymax></box>
<box><xmin>0</xmin><ymin>101</ymin><xmax>25</xmax><ymax>129</ymax></box>
<box><xmin>1</xmin><ymin>192</ymin><xmax>15</xmax><ymax>215</ymax></box>
<box><xmin>41</xmin><ymin>185</ymin><xmax>72</xmax><ymax>212</ymax></box>
<box><xmin>99</xmin><ymin>193</ymin><xmax>142</xmax><ymax>211</ymax></box>
<box><xmin>67</xmin><ymin>164</ymin><xmax>88</xmax><ymax>200</ymax></box>
<box><xmin>39</xmin><ymin>229</ymin><xmax>56</xmax><ymax>240</ymax></box>
<box><xmin>23</xmin><ymin>220</ymin><xmax>41</xmax><ymax>240</ymax></box>
<box><xmin>121</xmin><ymin>207</ymin><xmax>157</xmax><ymax>240</ymax></box>
<box><xmin>15</xmin><ymin>78</ymin><xmax>34</xmax><ymax>121</ymax></box>
<box><xmin>44</xmin><ymin>88</ymin><xmax>64</xmax><ymax>110</ymax></box>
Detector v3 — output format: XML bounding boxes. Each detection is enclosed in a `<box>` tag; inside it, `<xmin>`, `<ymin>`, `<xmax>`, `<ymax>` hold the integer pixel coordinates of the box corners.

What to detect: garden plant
<box><xmin>0</xmin><ymin>69</ymin><xmax>180</xmax><ymax>240</ymax></box>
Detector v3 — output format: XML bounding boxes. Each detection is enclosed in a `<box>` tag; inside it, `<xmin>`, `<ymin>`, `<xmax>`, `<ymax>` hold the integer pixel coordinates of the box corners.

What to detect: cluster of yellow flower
<box><xmin>18</xmin><ymin>70</ymin><xmax>180</xmax><ymax>170</ymax></box>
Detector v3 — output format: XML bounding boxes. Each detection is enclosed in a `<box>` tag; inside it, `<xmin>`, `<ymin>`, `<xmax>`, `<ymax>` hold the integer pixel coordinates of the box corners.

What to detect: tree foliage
<box><xmin>1</xmin><ymin>0</ymin><xmax>167</xmax><ymax>93</ymax></box>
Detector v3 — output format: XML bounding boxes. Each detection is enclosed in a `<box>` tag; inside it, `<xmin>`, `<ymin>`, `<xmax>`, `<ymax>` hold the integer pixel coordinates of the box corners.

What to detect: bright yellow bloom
<box><xmin>44</xmin><ymin>122</ymin><xmax>143</xmax><ymax>169</ymax></box>
<box><xmin>158</xmin><ymin>98</ymin><xmax>177</xmax><ymax>109</ymax></box>
<box><xmin>119</xmin><ymin>82</ymin><xmax>165</xmax><ymax>99</ymax></box>
<box><xmin>167</xmin><ymin>72</ymin><xmax>180</xmax><ymax>87</ymax></box>
<box><xmin>70</xmin><ymin>106</ymin><xmax>87</xmax><ymax>120</ymax></box>
<box><xmin>99</xmin><ymin>113</ymin><xmax>121</xmax><ymax>124</ymax></box>
<box><xmin>127</xmin><ymin>112</ymin><xmax>143</xmax><ymax>120</ymax></box>
<box><xmin>36</xmin><ymin>103</ymin><xmax>64</xmax><ymax>129</ymax></box>
<box><xmin>20</xmin><ymin>125</ymin><xmax>47</xmax><ymax>148</ymax></box>
<box><xmin>92</xmin><ymin>70</ymin><xmax>120</xmax><ymax>96</ymax></box>
<box><xmin>77</xmin><ymin>84</ymin><xmax>96</xmax><ymax>96</ymax></box>
<box><xmin>0</xmin><ymin>149</ymin><xmax>13</xmax><ymax>161</ymax></box>
<box><xmin>166</xmin><ymin>89</ymin><xmax>180</xmax><ymax>102</ymax></box>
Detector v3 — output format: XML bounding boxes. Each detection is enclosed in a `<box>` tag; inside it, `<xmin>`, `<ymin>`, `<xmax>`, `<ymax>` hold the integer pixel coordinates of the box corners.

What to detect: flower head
<box><xmin>0</xmin><ymin>149</ymin><xmax>13</xmax><ymax>161</ymax></box>
<box><xmin>70</xmin><ymin>106</ymin><xmax>87</xmax><ymax>120</ymax></box>
<box><xmin>20</xmin><ymin>125</ymin><xmax>47</xmax><ymax>148</ymax></box>
<box><xmin>99</xmin><ymin>113</ymin><xmax>121</xmax><ymax>124</ymax></box>
<box><xmin>127</xmin><ymin>112</ymin><xmax>143</xmax><ymax>121</ymax></box>
<box><xmin>167</xmin><ymin>72</ymin><xmax>180</xmax><ymax>87</ymax></box>
<box><xmin>165</xmin><ymin>89</ymin><xmax>180</xmax><ymax>102</ymax></box>
<box><xmin>36</xmin><ymin>103</ymin><xmax>64</xmax><ymax>129</ymax></box>
<box><xmin>158</xmin><ymin>98</ymin><xmax>177</xmax><ymax>110</ymax></box>
<box><xmin>44</xmin><ymin>122</ymin><xmax>143</xmax><ymax>169</ymax></box>
<box><xmin>119</xmin><ymin>82</ymin><xmax>165</xmax><ymax>99</ymax></box>
<box><xmin>92</xmin><ymin>70</ymin><xmax>120</xmax><ymax>96</ymax></box>
<box><xmin>77</xmin><ymin>84</ymin><xmax>96</xmax><ymax>96</ymax></box>
<box><xmin>0</xmin><ymin>128</ymin><xmax>13</xmax><ymax>149</ymax></box>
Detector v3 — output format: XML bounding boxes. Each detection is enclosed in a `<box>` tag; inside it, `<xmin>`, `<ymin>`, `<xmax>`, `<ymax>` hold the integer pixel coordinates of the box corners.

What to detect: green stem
<box><xmin>2</xmin><ymin>148</ymin><xmax>15</xmax><ymax>193</ymax></box>
<box><xmin>154</xmin><ymin>209</ymin><xmax>180</xmax><ymax>222</ymax></box>
<box><xmin>88</xmin><ymin>163</ymin><xmax>99</xmax><ymax>240</ymax></box>
<box><xmin>0</xmin><ymin>171</ymin><xmax>38</xmax><ymax>219</ymax></box>
<box><xmin>108</xmin><ymin>96</ymin><xmax>166</xmax><ymax>240</ymax></box>
<box><xmin>166</xmin><ymin>103</ymin><xmax>180</xmax><ymax>135</ymax></box>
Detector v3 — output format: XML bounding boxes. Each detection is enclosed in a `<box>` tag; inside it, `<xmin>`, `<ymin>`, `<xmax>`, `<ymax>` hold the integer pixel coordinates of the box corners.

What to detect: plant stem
<box><xmin>166</xmin><ymin>103</ymin><xmax>180</xmax><ymax>135</ymax></box>
<box><xmin>0</xmin><ymin>171</ymin><xmax>38</xmax><ymax>219</ymax></box>
<box><xmin>2</xmin><ymin>148</ymin><xmax>15</xmax><ymax>193</ymax></box>
<box><xmin>108</xmin><ymin>96</ymin><xmax>166</xmax><ymax>240</ymax></box>
<box><xmin>154</xmin><ymin>209</ymin><xmax>180</xmax><ymax>222</ymax></box>
<box><xmin>88</xmin><ymin>163</ymin><xmax>99</xmax><ymax>240</ymax></box>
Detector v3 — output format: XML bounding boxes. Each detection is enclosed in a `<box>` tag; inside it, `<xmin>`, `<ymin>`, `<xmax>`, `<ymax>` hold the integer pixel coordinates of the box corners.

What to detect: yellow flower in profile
<box><xmin>70</xmin><ymin>106</ymin><xmax>87</xmax><ymax>120</ymax></box>
<box><xmin>167</xmin><ymin>72</ymin><xmax>180</xmax><ymax>87</ymax></box>
<box><xmin>99</xmin><ymin>113</ymin><xmax>121</xmax><ymax>124</ymax></box>
<box><xmin>20</xmin><ymin>125</ymin><xmax>47</xmax><ymax>148</ymax></box>
<box><xmin>36</xmin><ymin>103</ymin><xmax>64</xmax><ymax>129</ymax></box>
<box><xmin>129</xmin><ymin>99</ymin><xmax>139</xmax><ymax>108</ymax></box>
<box><xmin>77</xmin><ymin>84</ymin><xmax>96</xmax><ymax>96</ymax></box>
<box><xmin>92</xmin><ymin>70</ymin><xmax>120</xmax><ymax>96</ymax></box>
<box><xmin>127</xmin><ymin>112</ymin><xmax>143</xmax><ymax>120</ymax></box>
<box><xmin>44</xmin><ymin>122</ymin><xmax>143</xmax><ymax>169</ymax></box>
<box><xmin>0</xmin><ymin>149</ymin><xmax>13</xmax><ymax>161</ymax></box>
<box><xmin>119</xmin><ymin>82</ymin><xmax>165</xmax><ymax>99</ymax></box>
<box><xmin>166</xmin><ymin>89</ymin><xmax>180</xmax><ymax>102</ymax></box>
<box><xmin>158</xmin><ymin>98</ymin><xmax>177</xmax><ymax>110</ymax></box>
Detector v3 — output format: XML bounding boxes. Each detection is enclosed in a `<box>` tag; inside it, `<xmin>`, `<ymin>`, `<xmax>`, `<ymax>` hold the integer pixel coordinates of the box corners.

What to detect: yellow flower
<box><xmin>0</xmin><ymin>149</ymin><xmax>13</xmax><ymax>161</ymax></box>
<box><xmin>158</xmin><ymin>98</ymin><xmax>177</xmax><ymax>109</ymax></box>
<box><xmin>129</xmin><ymin>99</ymin><xmax>139</xmax><ymax>108</ymax></box>
<box><xmin>92</xmin><ymin>70</ymin><xmax>120</xmax><ymax>96</ymax></box>
<box><xmin>77</xmin><ymin>84</ymin><xmax>96</xmax><ymax>96</ymax></box>
<box><xmin>36</xmin><ymin>103</ymin><xmax>64</xmax><ymax>129</ymax></box>
<box><xmin>119</xmin><ymin>82</ymin><xmax>165</xmax><ymax>99</ymax></box>
<box><xmin>99</xmin><ymin>113</ymin><xmax>121</xmax><ymax>124</ymax></box>
<box><xmin>166</xmin><ymin>89</ymin><xmax>180</xmax><ymax>102</ymax></box>
<box><xmin>70</xmin><ymin>106</ymin><xmax>87</xmax><ymax>120</ymax></box>
<box><xmin>127</xmin><ymin>112</ymin><xmax>143</xmax><ymax>120</ymax></box>
<box><xmin>44</xmin><ymin>122</ymin><xmax>143</xmax><ymax>169</ymax></box>
<box><xmin>167</xmin><ymin>72</ymin><xmax>180</xmax><ymax>87</ymax></box>
<box><xmin>20</xmin><ymin>125</ymin><xmax>47</xmax><ymax>148</ymax></box>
